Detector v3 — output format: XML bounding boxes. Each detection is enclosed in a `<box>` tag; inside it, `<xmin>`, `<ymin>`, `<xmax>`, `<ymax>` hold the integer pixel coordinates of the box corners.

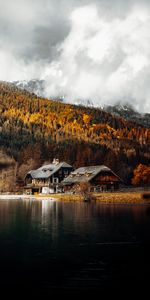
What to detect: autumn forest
<box><xmin>0</xmin><ymin>82</ymin><xmax>150</xmax><ymax>191</ymax></box>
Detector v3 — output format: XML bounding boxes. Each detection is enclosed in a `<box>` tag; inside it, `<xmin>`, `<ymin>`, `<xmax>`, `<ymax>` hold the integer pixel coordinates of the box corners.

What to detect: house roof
<box><xmin>26</xmin><ymin>162</ymin><xmax>72</xmax><ymax>179</ymax></box>
<box><xmin>62</xmin><ymin>165</ymin><xmax>120</xmax><ymax>185</ymax></box>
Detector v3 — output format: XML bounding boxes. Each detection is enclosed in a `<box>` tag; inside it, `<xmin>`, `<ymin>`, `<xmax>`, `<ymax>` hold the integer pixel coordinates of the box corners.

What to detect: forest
<box><xmin>0</xmin><ymin>81</ymin><xmax>150</xmax><ymax>190</ymax></box>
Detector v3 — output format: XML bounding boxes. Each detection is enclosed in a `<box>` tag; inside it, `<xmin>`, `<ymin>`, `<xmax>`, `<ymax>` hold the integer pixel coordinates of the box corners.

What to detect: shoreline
<box><xmin>0</xmin><ymin>191</ymin><xmax>150</xmax><ymax>204</ymax></box>
<box><xmin>51</xmin><ymin>191</ymin><xmax>150</xmax><ymax>204</ymax></box>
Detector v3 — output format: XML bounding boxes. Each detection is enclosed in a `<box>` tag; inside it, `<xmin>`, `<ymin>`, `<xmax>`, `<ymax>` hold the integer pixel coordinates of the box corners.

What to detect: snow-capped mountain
<box><xmin>103</xmin><ymin>104</ymin><xmax>150</xmax><ymax>128</ymax></box>
<box><xmin>13</xmin><ymin>79</ymin><xmax>46</xmax><ymax>98</ymax></box>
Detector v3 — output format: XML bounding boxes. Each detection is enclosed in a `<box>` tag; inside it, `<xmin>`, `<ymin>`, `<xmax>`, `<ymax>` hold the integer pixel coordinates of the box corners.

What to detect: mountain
<box><xmin>0</xmin><ymin>81</ymin><xmax>149</xmax><ymax>191</ymax></box>
<box><xmin>11</xmin><ymin>79</ymin><xmax>150</xmax><ymax>128</ymax></box>
<box><xmin>12</xmin><ymin>79</ymin><xmax>46</xmax><ymax>98</ymax></box>
<box><xmin>104</xmin><ymin>104</ymin><xmax>150</xmax><ymax>128</ymax></box>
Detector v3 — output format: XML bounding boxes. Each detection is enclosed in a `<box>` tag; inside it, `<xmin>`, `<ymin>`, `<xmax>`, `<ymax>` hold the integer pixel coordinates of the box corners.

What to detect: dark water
<box><xmin>0</xmin><ymin>199</ymin><xmax>150</xmax><ymax>296</ymax></box>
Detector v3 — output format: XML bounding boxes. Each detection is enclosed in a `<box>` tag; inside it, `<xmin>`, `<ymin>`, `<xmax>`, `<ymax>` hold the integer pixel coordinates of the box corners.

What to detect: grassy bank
<box><xmin>1</xmin><ymin>191</ymin><xmax>150</xmax><ymax>204</ymax></box>
<box><xmin>50</xmin><ymin>191</ymin><xmax>150</xmax><ymax>204</ymax></box>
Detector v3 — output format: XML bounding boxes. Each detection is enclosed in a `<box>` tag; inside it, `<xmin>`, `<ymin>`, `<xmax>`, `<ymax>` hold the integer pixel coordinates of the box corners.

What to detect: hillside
<box><xmin>13</xmin><ymin>79</ymin><xmax>46</xmax><ymax>98</ymax></box>
<box><xmin>104</xmin><ymin>104</ymin><xmax>150</xmax><ymax>128</ymax></box>
<box><xmin>11</xmin><ymin>80</ymin><xmax>150</xmax><ymax>128</ymax></box>
<box><xmin>0</xmin><ymin>82</ymin><xmax>150</xmax><ymax>191</ymax></box>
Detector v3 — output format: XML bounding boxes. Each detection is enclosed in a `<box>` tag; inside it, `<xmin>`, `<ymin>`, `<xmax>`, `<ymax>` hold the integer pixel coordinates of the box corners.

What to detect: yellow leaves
<box><xmin>29</xmin><ymin>113</ymin><xmax>42</xmax><ymax>124</ymax></box>
<box><xmin>83</xmin><ymin>114</ymin><xmax>92</xmax><ymax>124</ymax></box>
<box><xmin>4</xmin><ymin>108</ymin><xmax>21</xmax><ymax>119</ymax></box>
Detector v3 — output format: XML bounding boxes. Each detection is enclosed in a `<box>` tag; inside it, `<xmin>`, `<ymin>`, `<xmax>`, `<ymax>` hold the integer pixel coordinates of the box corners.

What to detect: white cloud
<box><xmin>0</xmin><ymin>0</ymin><xmax>150</xmax><ymax>112</ymax></box>
<box><xmin>43</xmin><ymin>4</ymin><xmax>150</xmax><ymax>112</ymax></box>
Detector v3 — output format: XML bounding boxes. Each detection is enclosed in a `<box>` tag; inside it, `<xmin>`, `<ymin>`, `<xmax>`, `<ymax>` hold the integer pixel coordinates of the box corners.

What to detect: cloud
<box><xmin>0</xmin><ymin>0</ymin><xmax>150</xmax><ymax>112</ymax></box>
<box><xmin>43</xmin><ymin>3</ymin><xmax>150</xmax><ymax>112</ymax></box>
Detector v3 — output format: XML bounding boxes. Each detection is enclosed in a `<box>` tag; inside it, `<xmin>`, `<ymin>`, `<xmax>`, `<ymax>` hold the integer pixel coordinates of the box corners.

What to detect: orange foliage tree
<box><xmin>132</xmin><ymin>164</ymin><xmax>150</xmax><ymax>186</ymax></box>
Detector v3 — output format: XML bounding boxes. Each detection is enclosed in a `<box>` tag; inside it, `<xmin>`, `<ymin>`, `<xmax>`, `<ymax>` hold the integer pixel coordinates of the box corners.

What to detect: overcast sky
<box><xmin>0</xmin><ymin>0</ymin><xmax>150</xmax><ymax>112</ymax></box>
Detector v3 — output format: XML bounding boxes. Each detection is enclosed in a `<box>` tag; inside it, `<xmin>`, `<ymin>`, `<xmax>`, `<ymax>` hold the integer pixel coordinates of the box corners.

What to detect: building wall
<box><xmin>91</xmin><ymin>172</ymin><xmax>120</xmax><ymax>190</ymax></box>
<box><xmin>49</xmin><ymin>167</ymin><xmax>73</xmax><ymax>184</ymax></box>
<box><xmin>25</xmin><ymin>166</ymin><xmax>73</xmax><ymax>193</ymax></box>
<box><xmin>63</xmin><ymin>171</ymin><xmax>120</xmax><ymax>192</ymax></box>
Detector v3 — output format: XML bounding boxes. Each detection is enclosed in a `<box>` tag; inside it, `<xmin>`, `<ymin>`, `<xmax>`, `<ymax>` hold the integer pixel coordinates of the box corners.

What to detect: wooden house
<box><xmin>25</xmin><ymin>159</ymin><xmax>73</xmax><ymax>194</ymax></box>
<box><xmin>62</xmin><ymin>165</ymin><xmax>121</xmax><ymax>192</ymax></box>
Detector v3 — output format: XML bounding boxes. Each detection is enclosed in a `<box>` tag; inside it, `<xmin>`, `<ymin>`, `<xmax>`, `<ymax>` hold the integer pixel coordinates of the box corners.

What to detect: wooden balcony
<box><xmin>26</xmin><ymin>182</ymin><xmax>49</xmax><ymax>188</ymax></box>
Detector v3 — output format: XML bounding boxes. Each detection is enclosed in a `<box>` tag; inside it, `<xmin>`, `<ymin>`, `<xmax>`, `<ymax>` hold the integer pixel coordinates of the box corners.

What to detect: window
<box><xmin>53</xmin><ymin>177</ymin><xmax>59</xmax><ymax>183</ymax></box>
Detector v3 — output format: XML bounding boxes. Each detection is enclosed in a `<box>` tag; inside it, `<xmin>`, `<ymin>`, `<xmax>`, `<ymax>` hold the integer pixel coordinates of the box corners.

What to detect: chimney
<box><xmin>52</xmin><ymin>158</ymin><xmax>59</xmax><ymax>165</ymax></box>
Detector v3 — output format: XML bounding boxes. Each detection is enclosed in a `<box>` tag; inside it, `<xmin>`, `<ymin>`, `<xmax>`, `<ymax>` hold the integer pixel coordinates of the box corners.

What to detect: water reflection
<box><xmin>0</xmin><ymin>199</ymin><xmax>150</xmax><ymax>296</ymax></box>
<box><xmin>0</xmin><ymin>199</ymin><xmax>150</xmax><ymax>239</ymax></box>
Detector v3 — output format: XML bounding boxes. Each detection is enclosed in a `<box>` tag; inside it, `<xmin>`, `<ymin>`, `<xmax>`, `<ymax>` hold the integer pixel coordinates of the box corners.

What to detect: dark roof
<box><xmin>62</xmin><ymin>165</ymin><xmax>119</xmax><ymax>185</ymax></box>
<box><xmin>26</xmin><ymin>162</ymin><xmax>72</xmax><ymax>179</ymax></box>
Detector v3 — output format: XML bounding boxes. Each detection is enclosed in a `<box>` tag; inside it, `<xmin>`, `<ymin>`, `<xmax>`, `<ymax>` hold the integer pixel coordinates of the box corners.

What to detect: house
<box><xmin>25</xmin><ymin>158</ymin><xmax>73</xmax><ymax>194</ymax></box>
<box><xmin>62</xmin><ymin>165</ymin><xmax>121</xmax><ymax>192</ymax></box>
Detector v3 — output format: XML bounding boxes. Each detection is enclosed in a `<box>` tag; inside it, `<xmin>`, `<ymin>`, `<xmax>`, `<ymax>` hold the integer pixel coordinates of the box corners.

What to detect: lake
<box><xmin>0</xmin><ymin>198</ymin><xmax>150</xmax><ymax>296</ymax></box>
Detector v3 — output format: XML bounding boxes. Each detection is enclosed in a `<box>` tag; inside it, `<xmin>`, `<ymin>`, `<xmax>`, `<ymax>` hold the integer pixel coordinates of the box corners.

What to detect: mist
<box><xmin>0</xmin><ymin>0</ymin><xmax>150</xmax><ymax>112</ymax></box>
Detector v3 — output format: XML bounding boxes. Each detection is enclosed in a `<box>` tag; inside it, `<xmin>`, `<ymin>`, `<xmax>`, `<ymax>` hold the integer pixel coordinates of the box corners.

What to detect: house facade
<box><xmin>25</xmin><ymin>159</ymin><xmax>73</xmax><ymax>194</ymax></box>
<box><xmin>62</xmin><ymin>165</ymin><xmax>121</xmax><ymax>192</ymax></box>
